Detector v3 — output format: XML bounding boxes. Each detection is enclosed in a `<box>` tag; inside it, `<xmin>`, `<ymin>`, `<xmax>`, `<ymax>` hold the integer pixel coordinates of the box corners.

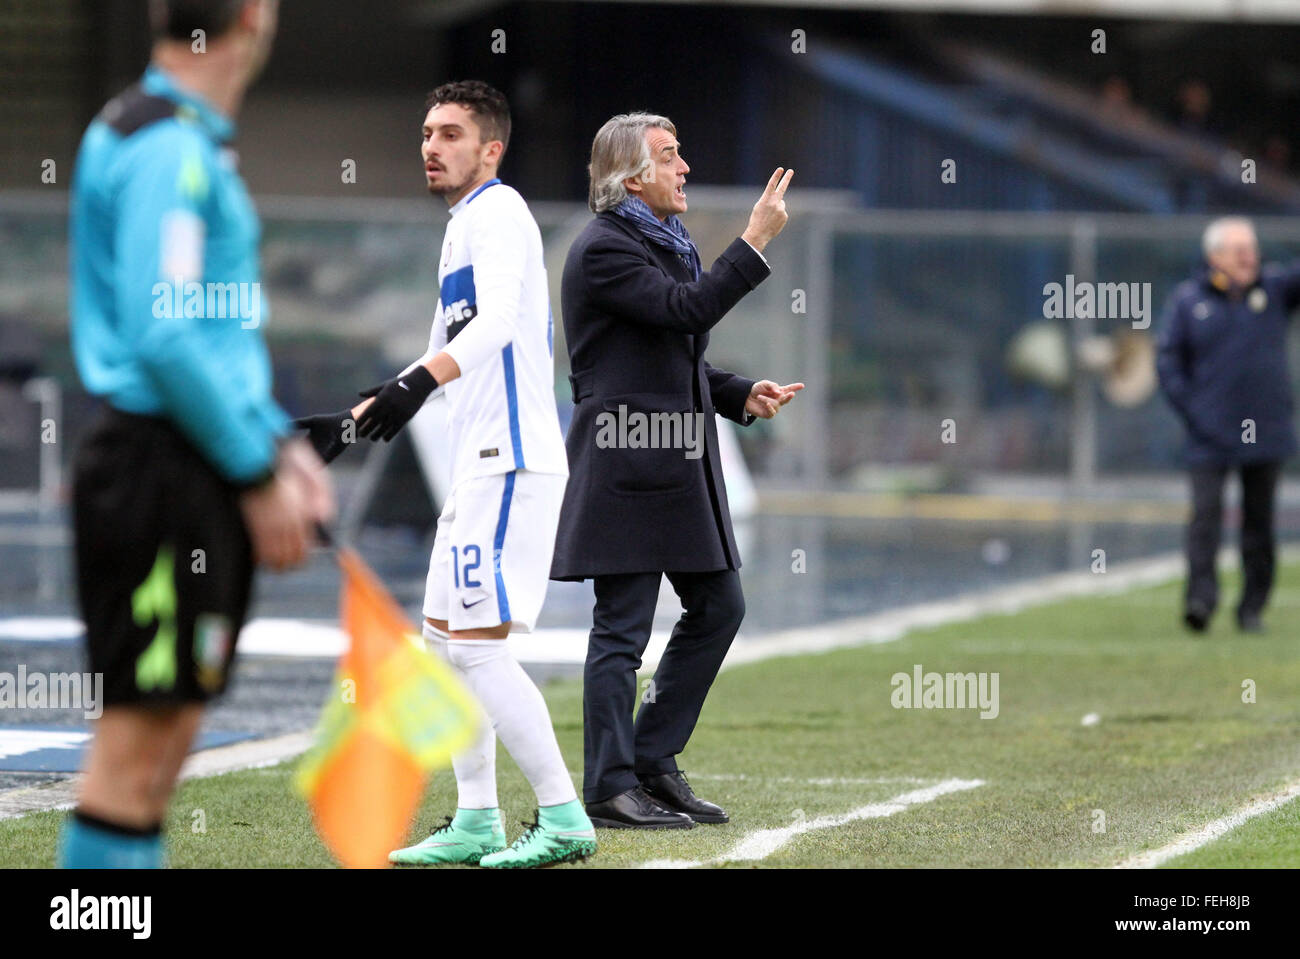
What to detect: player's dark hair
<box><xmin>150</xmin><ymin>0</ymin><xmax>246</xmax><ymax>41</ymax></box>
<box><xmin>426</xmin><ymin>80</ymin><xmax>512</xmax><ymax>159</ymax></box>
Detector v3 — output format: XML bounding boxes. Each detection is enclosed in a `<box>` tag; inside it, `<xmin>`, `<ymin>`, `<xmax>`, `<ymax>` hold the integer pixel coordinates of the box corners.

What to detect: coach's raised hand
<box><xmin>741</xmin><ymin>166</ymin><xmax>794</xmax><ymax>253</ymax></box>
<box><xmin>355</xmin><ymin>365</ymin><xmax>439</xmax><ymax>442</ymax></box>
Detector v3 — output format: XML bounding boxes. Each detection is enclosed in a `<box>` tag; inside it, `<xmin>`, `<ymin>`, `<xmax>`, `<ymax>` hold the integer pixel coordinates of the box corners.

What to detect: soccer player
<box><xmin>62</xmin><ymin>0</ymin><xmax>333</xmax><ymax>869</ymax></box>
<box><xmin>295</xmin><ymin>81</ymin><xmax>596</xmax><ymax>868</ymax></box>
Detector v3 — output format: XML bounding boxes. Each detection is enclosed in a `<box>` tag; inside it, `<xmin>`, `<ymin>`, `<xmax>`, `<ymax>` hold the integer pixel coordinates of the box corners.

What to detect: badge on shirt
<box><xmin>160</xmin><ymin>209</ymin><xmax>206</xmax><ymax>283</ymax></box>
<box><xmin>194</xmin><ymin>613</ymin><xmax>232</xmax><ymax>692</ymax></box>
<box><xmin>1248</xmin><ymin>288</ymin><xmax>1268</xmax><ymax>313</ymax></box>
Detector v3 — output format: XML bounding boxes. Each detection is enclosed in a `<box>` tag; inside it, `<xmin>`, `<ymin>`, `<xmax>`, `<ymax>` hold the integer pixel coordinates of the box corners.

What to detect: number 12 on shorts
<box><xmin>451</xmin><ymin>544</ymin><xmax>482</xmax><ymax>588</ymax></box>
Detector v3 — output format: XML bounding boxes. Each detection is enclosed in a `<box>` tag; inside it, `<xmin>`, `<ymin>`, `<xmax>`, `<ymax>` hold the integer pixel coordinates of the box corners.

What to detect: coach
<box><xmin>551</xmin><ymin>113</ymin><xmax>801</xmax><ymax>828</ymax></box>
<box><xmin>1156</xmin><ymin>216</ymin><xmax>1298</xmax><ymax>633</ymax></box>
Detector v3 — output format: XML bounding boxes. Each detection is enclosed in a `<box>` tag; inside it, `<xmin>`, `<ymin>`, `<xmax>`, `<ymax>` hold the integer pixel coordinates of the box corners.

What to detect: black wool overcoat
<box><xmin>549</xmin><ymin>212</ymin><xmax>770</xmax><ymax>580</ymax></box>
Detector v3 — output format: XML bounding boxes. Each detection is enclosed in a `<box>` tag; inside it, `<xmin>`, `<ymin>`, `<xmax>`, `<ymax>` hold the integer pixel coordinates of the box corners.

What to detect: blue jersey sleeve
<box><xmin>112</xmin><ymin>126</ymin><xmax>282</xmax><ymax>484</ymax></box>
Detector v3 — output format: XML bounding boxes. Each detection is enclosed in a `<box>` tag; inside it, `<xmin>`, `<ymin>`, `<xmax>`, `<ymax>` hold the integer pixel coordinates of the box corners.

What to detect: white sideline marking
<box><xmin>718</xmin><ymin>544</ymin><xmax>1300</xmax><ymax>672</ymax></box>
<box><xmin>0</xmin><ymin>731</ymin><xmax>315</xmax><ymax>822</ymax></box>
<box><xmin>10</xmin><ymin>545</ymin><xmax>1295</xmax><ymax>669</ymax></box>
<box><xmin>0</xmin><ymin>617</ymin><xmax>83</xmax><ymax>641</ymax></box>
<box><xmin>688</xmin><ymin>773</ymin><xmax>929</xmax><ymax>786</ymax></box>
<box><xmin>638</xmin><ymin>778</ymin><xmax>985</xmax><ymax>869</ymax></box>
<box><xmin>0</xmin><ymin>617</ymin><xmax>627</xmax><ymax>665</ymax></box>
<box><xmin>0</xmin><ymin>730</ymin><xmax>90</xmax><ymax>760</ymax></box>
<box><xmin>1114</xmin><ymin>779</ymin><xmax>1300</xmax><ymax>869</ymax></box>
<box><xmin>566</xmin><ymin>771</ymin><xmax>926</xmax><ymax>787</ymax></box>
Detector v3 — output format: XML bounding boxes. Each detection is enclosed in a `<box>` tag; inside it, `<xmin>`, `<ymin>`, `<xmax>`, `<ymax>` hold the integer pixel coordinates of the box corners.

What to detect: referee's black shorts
<box><xmin>72</xmin><ymin>407</ymin><xmax>255</xmax><ymax>707</ymax></box>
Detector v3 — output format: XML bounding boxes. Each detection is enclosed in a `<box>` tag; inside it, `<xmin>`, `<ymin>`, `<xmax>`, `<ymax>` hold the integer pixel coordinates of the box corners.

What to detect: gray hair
<box><xmin>587</xmin><ymin>112</ymin><xmax>676</xmax><ymax>213</ymax></box>
<box><xmin>1202</xmin><ymin>216</ymin><xmax>1256</xmax><ymax>258</ymax></box>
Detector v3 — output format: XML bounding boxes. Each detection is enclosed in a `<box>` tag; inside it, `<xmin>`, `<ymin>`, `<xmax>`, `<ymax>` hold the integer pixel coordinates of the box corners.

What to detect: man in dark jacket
<box><xmin>1156</xmin><ymin>216</ymin><xmax>1298</xmax><ymax>633</ymax></box>
<box><xmin>551</xmin><ymin>113</ymin><xmax>802</xmax><ymax>827</ymax></box>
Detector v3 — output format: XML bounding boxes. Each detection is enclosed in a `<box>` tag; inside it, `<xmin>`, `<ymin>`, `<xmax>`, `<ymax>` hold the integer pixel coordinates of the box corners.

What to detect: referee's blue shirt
<box><xmin>70</xmin><ymin>65</ymin><xmax>288</xmax><ymax>485</ymax></box>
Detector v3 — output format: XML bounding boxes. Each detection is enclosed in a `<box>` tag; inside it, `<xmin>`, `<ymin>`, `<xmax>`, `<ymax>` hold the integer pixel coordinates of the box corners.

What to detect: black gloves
<box><xmin>291</xmin><ymin>408</ymin><xmax>356</xmax><ymax>464</ymax></box>
<box><xmin>293</xmin><ymin>366</ymin><xmax>436</xmax><ymax>460</ymax></box>
<box><xmin>355</xmin><ymin>365</ymin><xmax>438</xmax><ymax>442</ymax></box>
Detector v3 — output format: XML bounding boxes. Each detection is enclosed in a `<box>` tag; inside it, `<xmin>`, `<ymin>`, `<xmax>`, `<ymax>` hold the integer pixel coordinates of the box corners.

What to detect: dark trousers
<box><xmin>582</xmin><ymin>569</ymin><xmax>744</xmax><ymax>804</ymax></box>
<box><xmin>1186</xmin><ymin>461</ymin><xmax>1282</xmax><ymax>621</ymax></box>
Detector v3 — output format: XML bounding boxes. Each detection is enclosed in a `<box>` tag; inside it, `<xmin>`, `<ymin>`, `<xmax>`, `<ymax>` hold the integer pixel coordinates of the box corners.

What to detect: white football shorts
<box><xmin>423</xmin><ymin>469</ymin><xmax>567</xmax><ymax>633</ymax></box>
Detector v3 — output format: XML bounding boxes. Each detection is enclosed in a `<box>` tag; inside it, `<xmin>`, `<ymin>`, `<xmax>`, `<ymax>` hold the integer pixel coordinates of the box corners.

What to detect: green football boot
<box><xmin>389</xmin><ymin>808</ymin><xmax>506</xmax><ymax>866</ymax></box>
<box><xmin>479</xmin><ymin>800</ymin><xmax>598</xmax><ymax>869</ymax></box>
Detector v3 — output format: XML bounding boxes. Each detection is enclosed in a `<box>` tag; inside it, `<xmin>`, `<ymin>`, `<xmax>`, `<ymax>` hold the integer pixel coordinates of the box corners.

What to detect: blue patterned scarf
<box><xmin>612</xmin><ymin>195</ymin><xmax>702</xmax><ymax>281</ymax></box>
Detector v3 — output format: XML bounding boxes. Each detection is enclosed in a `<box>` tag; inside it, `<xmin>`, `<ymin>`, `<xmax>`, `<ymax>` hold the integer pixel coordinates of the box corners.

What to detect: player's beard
<box><xmin>428</xmin><ymin>158</ymin><xmax>484</xmax><ymax>199</ymax></box>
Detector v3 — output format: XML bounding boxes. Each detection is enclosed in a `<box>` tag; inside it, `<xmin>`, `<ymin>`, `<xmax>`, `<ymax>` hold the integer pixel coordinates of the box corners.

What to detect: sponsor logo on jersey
<box><xmin>440</xmin><ymin>265</ymin><xmax>477</xmax><ymax>341</ymax></box>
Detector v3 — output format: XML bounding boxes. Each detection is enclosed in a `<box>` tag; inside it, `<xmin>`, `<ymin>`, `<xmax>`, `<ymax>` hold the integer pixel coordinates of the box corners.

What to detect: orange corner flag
<box><xmin>295</xmin><ymin>547</ymin><xmax>481</xmax><ymax>868</ymax></box>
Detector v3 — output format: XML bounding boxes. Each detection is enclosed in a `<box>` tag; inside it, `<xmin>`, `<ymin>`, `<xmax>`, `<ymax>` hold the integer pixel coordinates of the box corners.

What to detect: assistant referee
<box><xmin>61</xmin><ymin>0</ymin><xmax>332</xmax><ymax>868</ymax></box>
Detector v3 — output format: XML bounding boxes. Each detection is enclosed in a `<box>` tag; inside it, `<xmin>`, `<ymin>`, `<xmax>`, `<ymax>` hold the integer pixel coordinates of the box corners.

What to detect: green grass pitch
<box><xmin>2</xmin><ymin>562</ymin><xmax>1297</xmax><ymax>868</ymax></box>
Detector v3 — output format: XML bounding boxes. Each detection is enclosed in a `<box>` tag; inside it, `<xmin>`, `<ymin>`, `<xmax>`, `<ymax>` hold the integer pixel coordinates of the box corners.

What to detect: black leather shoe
<box><xmin>1183</xmin><ymin>600</ymin><xmax>1211</xmax><ymax>633</ymax></box>
<box><xmin>1238</xmin><ymin>611</ymin><xmax>1264</xmax><ymax>634</ymax></box>
<box><xmin>639</xmin><ymin>771</ymin><xmax>729</xmax><ymax>824</ymax></box>
<box><xmin>585</xmin><ymin>786</ymin><xmax>695</xmax><ymax>829</ymax></box>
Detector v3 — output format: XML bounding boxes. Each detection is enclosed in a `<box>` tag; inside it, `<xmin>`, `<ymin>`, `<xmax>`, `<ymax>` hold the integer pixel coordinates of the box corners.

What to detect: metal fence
<box><xmin>3</xmin><ymin>191</ymin><xmax>1299</xmax><ymax>504</ymax></box>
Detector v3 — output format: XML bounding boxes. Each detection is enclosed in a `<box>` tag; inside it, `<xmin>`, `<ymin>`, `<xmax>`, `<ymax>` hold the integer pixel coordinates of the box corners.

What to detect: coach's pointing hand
<box><xmin>742</xmin><ymin>167</ymin><xmax>794</xmax><ymax>253</ymax></box>
<box><xmin>745</xmin><ymin>380</ymin><xmax>804</xmax><ymax>420</ymax></box>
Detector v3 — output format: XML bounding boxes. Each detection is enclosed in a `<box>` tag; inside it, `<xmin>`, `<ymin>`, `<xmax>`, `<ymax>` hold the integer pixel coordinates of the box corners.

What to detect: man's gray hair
<box><xmin>1202</xmin><ymin>216</ymin><xmax>1256</xmax><ymax>258</ymax></box>
<box><xmin>588</xmin><ymin>112</ymin><xmax>676</xmax><ymax>213</ymax></box>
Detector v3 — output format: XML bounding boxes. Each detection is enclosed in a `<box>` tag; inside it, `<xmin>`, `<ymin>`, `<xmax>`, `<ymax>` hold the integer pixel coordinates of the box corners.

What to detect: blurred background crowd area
<box><xmin>3</xmin><ymin>0</ymin><xmax>1300</xmax><ymax>497</ymax></box>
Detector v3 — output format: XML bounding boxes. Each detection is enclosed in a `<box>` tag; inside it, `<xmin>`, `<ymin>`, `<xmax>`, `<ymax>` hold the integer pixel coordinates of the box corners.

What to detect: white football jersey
<box><xmin>420</xmin><ymin>179</ymin><xmax>568</xmax><ymax>488</ymax></box>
